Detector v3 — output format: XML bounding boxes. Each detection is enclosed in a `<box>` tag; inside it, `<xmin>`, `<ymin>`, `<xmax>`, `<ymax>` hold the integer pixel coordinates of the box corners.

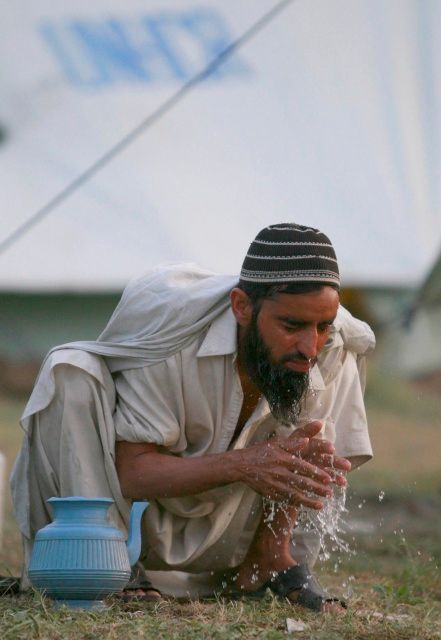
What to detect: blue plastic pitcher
<box><xmin>28</xmin><ymin>496</ymin><xmax>149</xmax><ymax>609</ymax></box>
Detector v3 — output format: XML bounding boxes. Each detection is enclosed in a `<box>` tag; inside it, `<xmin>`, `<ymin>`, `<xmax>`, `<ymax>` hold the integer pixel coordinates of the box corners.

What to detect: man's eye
<box><xmin>283</xmin><ymin>324</ymin><xmax>300</xmax><ymax>332</ymax></box>
<box><xmin>318</xmin><ymin>323</ymin><xmax>333</xmax><ymax>333</ymax></box>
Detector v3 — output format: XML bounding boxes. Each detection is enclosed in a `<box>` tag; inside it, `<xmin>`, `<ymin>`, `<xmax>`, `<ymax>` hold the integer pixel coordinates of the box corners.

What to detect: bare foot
<box><xmin>115</xmin><ymin>587</ymin><xmax>162</xmax><ymax>601</ymax></box>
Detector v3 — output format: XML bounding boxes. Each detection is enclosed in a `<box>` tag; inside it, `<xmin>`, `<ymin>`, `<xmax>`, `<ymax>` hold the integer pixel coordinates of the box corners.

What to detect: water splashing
<box><xmin>263</xmin><ymin>483</ymin><xmax>352</xmax><ymax>561</ymax></box>
<box><xmin>296</xmin><ymin>484</ymin><xmax>352</xmax><ymax>561</ymax></box>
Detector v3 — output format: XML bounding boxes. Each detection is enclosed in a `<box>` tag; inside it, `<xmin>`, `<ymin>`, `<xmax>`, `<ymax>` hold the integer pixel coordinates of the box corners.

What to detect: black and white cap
<box><xmin>239</xmin><ymin>223</ymin><xmax>340</xmax><ymax>286</ymax></box>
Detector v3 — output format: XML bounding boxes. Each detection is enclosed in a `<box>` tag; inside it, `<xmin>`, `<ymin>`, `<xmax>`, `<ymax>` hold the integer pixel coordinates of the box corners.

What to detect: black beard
<box><xmin>239</xmin><ymin>312</ymin><xmax>310</xmax><ymax>425</ymax></box>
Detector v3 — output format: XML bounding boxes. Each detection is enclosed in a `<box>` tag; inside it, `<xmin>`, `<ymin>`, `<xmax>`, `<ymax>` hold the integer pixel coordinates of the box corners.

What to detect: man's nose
<box><xmin>297</xmin><ymin>327</ymin><xmax>319</xmax><ymax>359</ymax></box>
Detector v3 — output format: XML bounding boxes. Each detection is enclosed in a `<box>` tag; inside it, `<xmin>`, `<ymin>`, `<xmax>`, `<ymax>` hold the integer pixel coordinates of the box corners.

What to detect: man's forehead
<box><xmin>270</xmin><ymin>286</ymin><xmax>339</xmax><ymax>302</ymax></box>
<box><xmin>262</xmin><ymin>287</ymin><xmax>340</xmax><ymax>315</ymax></box>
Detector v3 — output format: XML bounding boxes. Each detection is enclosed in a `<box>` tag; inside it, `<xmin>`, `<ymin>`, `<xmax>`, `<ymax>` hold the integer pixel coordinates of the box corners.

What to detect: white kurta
<box><xmin>10</xmin><ymin>265</ymin><xmax>375</xmax><ymax>596</ymax></box>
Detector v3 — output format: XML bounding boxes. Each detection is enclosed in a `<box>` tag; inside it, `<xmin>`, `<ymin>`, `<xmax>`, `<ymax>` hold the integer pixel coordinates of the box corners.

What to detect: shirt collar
<box><xmin>196</xmin><ymin>306</ymin><xmax>237</xmax><ymax>357</ymax></box>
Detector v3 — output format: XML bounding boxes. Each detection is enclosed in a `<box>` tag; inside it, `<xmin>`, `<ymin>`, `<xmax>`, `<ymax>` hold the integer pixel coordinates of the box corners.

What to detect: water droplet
<box><xmin>378</xmin><ymin>491</ymin><xmax>385</xmax><ymax>502</ymax></box>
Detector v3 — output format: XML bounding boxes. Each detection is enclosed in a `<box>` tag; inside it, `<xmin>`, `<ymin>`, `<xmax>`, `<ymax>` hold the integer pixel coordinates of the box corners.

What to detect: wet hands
<box><xmin>237</xmin><ymin>423</ymin><xmax>334</xmax><ymax>509</ymax></box>
<box><xmin>292</xmin><ymin>421</ymin><xmax>351</xmax><ymax>488</ymax></box>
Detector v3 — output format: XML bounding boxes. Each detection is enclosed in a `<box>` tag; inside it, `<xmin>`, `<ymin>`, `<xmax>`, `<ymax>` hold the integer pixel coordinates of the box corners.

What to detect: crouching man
<box><xmin>11</xmin><ymin>223</ymin><xmax>374</xmax><ymax>613</ymax></box>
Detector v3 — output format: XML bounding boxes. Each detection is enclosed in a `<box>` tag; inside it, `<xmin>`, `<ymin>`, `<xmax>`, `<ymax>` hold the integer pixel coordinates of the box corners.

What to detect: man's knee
<box><xmin>51</xmin><ymin>364</ymin><xmax>99</xmax><ymax>409</ymax></box>
<box><xmin>50</xmin><ymin>356</ymin><xmax>115</xmax><ymax>407</ymax></box>
<box><xmin>34</xmin><ymin>362</ymin><xmax>114</xmax><ymax>468</ymax></box>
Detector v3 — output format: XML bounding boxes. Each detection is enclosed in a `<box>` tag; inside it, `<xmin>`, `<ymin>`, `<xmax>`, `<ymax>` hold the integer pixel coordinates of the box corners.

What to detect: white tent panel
<box><xmin>1</xmin><ymin>0</ymin><xmax>440</xmax><ymax>290</ymax></box>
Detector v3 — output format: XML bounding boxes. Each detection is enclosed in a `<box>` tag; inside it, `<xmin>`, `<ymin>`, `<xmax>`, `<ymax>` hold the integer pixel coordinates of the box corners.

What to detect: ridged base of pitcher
<box><xmin>29</xmin><ymin>569</ymin><xmax>131</xmax><ymax>600</ymax></box>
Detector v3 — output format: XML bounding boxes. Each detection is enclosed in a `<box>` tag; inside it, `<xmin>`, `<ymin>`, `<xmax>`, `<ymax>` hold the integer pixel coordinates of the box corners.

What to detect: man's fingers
<box><xmin>312</xmin><ymin>453</ymin><xmax>335</xmax><ymax>467</ymax></box>
<box><xmin>264</xmin><ymin>482</ymin><xmax>327</xmax><ymax>509</ymax></box>
<box><xmin>289</xmin><ymin>490</ymin><xmax>325</xmax><ymax>510</ymax></box>
<box><xmin>308</xmin><ymin>440</ymin><xmax>335</xmax><ymax>455</ymax></box>
<box><xmin>317</xmin><ymin>455</ymin><xmax>351</xmax><ymax>472</ymax></box>
<box><xmin>333</xmin><ymin>473</ymin><xmax>347</xmax><ymax>487</ymax></box>
<box><xmin>286</xmin><ymin>455</ymin><xmax>332</xmax><ymax>484</ymax></box>
<box><xmin>278</xmin><ymin>437</ymin><xmax>310</xmax><ymax>454</ymax></box>
<box><xmin>306</xmin><ymin>450</ymin><xmax>351</xmax><ymax>473</ymax></box>
<box><xmin>290</xmin><ymin>420</ymin><xmax>322</xmax><ymax>440</ymax></box>
<box><xmin>323</xmin><ymin>468</ymin><xmax>348</xmax><ymax>486</ymax></box>
<box><xmin>332</xmin><ymin>456</ymin><xmax>352</xmax><ymax>472</ymax></box>
<box><xmin>289</xmin><ymin>475</ymin><xmax>334</xmax><ymax>498</ymax></box>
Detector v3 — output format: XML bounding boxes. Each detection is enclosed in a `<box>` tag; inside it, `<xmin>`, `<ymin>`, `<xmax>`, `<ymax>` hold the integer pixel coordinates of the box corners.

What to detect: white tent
<box><xmin>1</xmin><ymin>0</ymin><xmax>441</xmax><ymax>292</ymax></box>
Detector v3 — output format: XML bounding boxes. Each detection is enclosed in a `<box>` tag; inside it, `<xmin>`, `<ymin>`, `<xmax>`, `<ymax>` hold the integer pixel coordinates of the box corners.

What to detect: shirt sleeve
<box><xmin>331</xmin><ymin>350</ymin><xmax>373</xmax><ymax>469</ymax></box>
<box><xmin>113</xmin><ymin>356</ymin><xmax>187</xmax><ymax>448</ymax></box>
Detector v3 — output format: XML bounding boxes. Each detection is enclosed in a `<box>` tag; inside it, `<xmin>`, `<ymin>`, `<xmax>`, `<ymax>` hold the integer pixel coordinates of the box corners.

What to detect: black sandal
<box><xmin>266</xmin><ymin>564</ymin><xmax>346</xmax><ymax>612</ymax></box>
<box><xmin>229</xmin><ymin>564</ymin><xmax>346</xmax><ymax>612</ymax></box>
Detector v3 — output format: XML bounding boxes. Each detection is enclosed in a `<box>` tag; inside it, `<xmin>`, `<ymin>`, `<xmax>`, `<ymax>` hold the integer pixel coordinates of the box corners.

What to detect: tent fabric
<box><xmin>1</xmin><ymin>0</ymin><xmax>441</xmax><ymax>291</ymax></box>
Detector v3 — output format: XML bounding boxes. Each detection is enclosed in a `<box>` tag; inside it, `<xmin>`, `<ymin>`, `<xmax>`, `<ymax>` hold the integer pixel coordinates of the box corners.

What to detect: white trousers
<box><xmin>12</xmin><ymin>360</ymin><xmax>321</xmax><ymax>597</ymax></box>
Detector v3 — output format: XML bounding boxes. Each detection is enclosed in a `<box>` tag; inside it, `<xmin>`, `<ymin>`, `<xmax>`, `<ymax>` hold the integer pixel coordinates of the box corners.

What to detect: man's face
<box><xmin>255</xmin><ymin>287</ymin><xmax>339</xmax><ymax>371</ymax></box>
<box><xmin>239</xmin><ymin>287</ymin><xmax>339</xmax><ymax>424</ymax></box>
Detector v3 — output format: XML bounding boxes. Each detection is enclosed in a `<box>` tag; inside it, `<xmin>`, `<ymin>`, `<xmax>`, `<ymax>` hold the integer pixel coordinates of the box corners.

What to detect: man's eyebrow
<box><xmin>277</xmin><ymin>316</ymin><xmax>307</xmax><ymax>326</ymax></box>
<box><xmin>277</xmin><ymin>315</ymin><xmax>337</xmax><ymax>326</ymax></box>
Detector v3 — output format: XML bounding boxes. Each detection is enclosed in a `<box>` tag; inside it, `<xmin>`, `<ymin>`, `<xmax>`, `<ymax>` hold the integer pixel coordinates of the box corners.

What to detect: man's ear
<box><xmin>230</xmin><ymin>288</ymin><xmax>253</xmax><ymax>327</ymax></box>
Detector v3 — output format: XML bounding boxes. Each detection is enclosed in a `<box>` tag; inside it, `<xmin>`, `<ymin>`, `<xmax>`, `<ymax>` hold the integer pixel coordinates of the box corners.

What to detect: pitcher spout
<box><xmin>126</xmin><ymin>501</ymin><xmax>149</xmax><ymax>567</ymax></box>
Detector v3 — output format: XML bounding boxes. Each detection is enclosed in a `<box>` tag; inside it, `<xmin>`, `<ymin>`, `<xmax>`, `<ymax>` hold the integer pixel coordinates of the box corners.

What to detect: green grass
<box><xmin>1</xmin><ymin>564</ymin><xmax>440</xmax><ymax>640</ymax></box>
<box><xmin>1</xmin><ymin>370</ymin><xmax>441</xmax><ymax>639</ymax></box>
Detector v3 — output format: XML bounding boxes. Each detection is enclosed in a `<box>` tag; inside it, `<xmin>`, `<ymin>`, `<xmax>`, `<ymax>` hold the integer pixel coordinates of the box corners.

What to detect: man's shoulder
<box><xmin>328</xmin><ymin>305</ymin><xmax>375</xmax><ymax>355</ymax></box>
<box><xmin>314</xmin><ymin>306</ymin><xmax>375</xmax><ymax>387</ymax></box>
<box><xmin>123</xmin><ymin>263</ymin><xmax>237</xmax><ymax>308</ymax></box>
<box><xmin>99</xmin><ymin>263</ymin><xmax>236</xmax><ymax>344</ymax></box>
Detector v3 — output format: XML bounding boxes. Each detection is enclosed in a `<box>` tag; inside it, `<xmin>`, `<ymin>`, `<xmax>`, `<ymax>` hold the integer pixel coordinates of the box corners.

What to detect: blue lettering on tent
<box><xmin>40</xmin><ymin>9</ymin><xmax>250</xmax><ymax>88</ymax></box>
